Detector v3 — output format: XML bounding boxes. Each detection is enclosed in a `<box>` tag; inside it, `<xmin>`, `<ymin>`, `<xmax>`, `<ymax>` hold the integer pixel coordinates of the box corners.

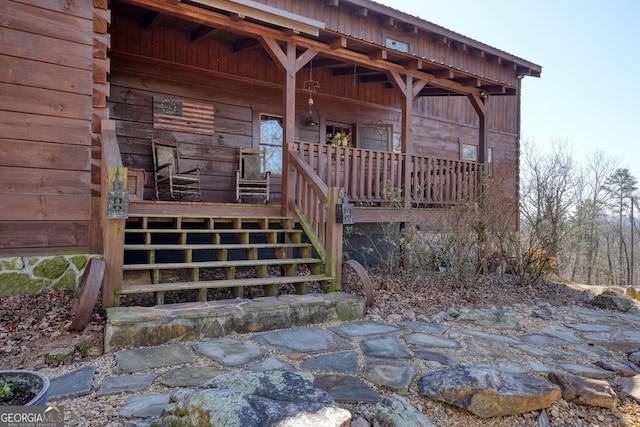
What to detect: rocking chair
<box><xmin>235</xmin><ymin>147</ymin><xmax>270</xmax><ymax>203</ymax></box>
<box><xmin>152</xmin><ymin>138</ymin><xmax>202</xmax><ymax>201</ymax></box>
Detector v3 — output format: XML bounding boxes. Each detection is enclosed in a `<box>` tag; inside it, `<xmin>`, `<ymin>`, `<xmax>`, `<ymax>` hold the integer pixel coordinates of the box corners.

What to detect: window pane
<box><xmin>462</xmin><ymin>144</ymin><xmax>478</xmax><ymax>161</ymax></box>
<box><xmin>260</xmin><ymin>115</ymin><xmax>283</xmax><ymax>174</ymax></box>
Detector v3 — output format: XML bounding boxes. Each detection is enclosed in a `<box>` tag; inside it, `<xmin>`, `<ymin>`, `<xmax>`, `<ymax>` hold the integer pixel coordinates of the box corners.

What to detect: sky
<box><xmin>376</xmin><ymin>0</ymin><xmax>640</xmax><ymax>178</ymax></box>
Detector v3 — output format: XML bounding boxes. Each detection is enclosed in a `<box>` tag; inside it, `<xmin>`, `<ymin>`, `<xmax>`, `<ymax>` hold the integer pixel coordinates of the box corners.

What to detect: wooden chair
<box><xmin>235</xmin><ymin>147</ymin><xmax>270</xmax><ymax>203</ymax></box>
<box><xmin>152</xmin><ymin>138</ymin><xmax>202</xmax><ymax>201</ymax></box>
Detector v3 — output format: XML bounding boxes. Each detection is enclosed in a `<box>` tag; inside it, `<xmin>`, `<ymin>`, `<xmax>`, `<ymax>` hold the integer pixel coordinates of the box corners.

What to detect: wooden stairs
<box><xmin>116</xmin><ymin>214</ymin><xmax>333</xmax><ymax>306</ymax></box>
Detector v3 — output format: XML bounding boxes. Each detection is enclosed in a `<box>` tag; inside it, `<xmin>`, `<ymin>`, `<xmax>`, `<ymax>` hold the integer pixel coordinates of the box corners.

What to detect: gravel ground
<box><xmin>2</xmin><ymin>270</ymin><xmax>640</xmax><ymax>426</ymax></box>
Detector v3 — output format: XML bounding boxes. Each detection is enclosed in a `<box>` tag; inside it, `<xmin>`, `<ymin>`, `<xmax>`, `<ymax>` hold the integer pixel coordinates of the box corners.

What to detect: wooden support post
<box><xmin>101</xmin><ymin>119</ymin><xmax>126</xmax><ymax>308</ymax></box>
<box><xmin>325</xmin><ymin>187</ymin><xmax>343</xmax><ymax>292</ymax></box>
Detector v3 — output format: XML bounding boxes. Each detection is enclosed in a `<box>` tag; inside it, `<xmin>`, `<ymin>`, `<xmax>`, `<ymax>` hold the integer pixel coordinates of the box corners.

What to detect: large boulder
<box><xmin>161</xmin><ymin>370</ymin><xmax>351</xmax><ymax>427</ymax></box>
<box><xmin>417</xmin><ymin>366</ymin><xmax>561</xmax><ymax>418</ymax></box>
<box><xmin>548</xmin><ymin>372</ymin><xmax>618</xmax><ymax>409</ymax></box>
<box><xmin>592</xmin><ymin>294</ymin><xmax>635</xmax><ymax>312</ymax></box>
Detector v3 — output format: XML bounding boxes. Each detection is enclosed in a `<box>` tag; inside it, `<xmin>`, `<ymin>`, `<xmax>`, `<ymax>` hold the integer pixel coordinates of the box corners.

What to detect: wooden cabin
<box><xmin>0</xmin><ymin>0</ymin><xmax>541</xmax><ymax>306</ymax></box>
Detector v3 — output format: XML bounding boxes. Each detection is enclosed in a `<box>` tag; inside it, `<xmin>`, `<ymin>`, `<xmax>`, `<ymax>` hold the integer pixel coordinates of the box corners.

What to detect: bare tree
<box><xmin>520</xmin><ymin>138</ymin><xmax>579</xmax><ymax>266</ymax></box>
<box><xmin>603</xmin><ymin>168</ymin><xmax>637</xmax><ymax>286</ymax></box>
<box><xmin>571</xmin><ymin>151</ymin><xmax>618</xmax><ymax>284</ymax></box>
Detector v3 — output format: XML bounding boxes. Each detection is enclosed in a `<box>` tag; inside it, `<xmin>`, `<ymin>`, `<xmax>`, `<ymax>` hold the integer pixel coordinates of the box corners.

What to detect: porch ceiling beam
<box><xmin>188</xmin><ymin>0</ymin><xmax>325</xmax><ymax>36</ymax></box>
<box><xmin>118</xmin><ymin>0</ymin><xmax>488</xmax><ymax>96</ymax></box>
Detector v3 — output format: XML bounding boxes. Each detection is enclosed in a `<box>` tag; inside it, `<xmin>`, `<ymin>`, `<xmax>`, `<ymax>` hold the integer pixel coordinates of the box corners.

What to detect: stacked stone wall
<box><xmin>0</xmin><ymin>255</ymin><xmax>99</xmax><ymax>297</ymax></box>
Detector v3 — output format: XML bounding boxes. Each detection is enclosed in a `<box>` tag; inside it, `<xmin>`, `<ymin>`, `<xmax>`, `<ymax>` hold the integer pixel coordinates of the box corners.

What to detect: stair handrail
<box><xmin>101</xmin><ymin>119</ymin><xmax>126</xmax><ymax>307</ymax></box>
<box><xmin>287</xmin><ymin>148</ymin><xmax>342</xmax><ymax>291</ymax></box>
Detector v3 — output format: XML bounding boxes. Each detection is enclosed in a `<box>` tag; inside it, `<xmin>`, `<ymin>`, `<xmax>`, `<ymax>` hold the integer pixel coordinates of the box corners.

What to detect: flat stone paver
<box><xmin>97</xmin><ymin>373</ymin><xmax>157</xmax><ymax>396</ymax></box>
<box><xmin>361</xmin><ymin>336</ymin><xmax>413</xmax><ymax>359</ymax></box>
<box><xmin>251</xmin><ymin>327</ymin><xmax>353</xmax><ymax>353</ymax></box>
<box><xmin>49</xmin><ymin>365</ymin><xmax>96</xmax><ymax>400</ymax></box>
<box><xmin>121</xmin><ymin>393</ymin><xmax>171</xmax><ymax>418</ymax></box>
<box><xmin>193</xmin><ymin>337</ymin><xmax>265</xmax><ymax>367</ymax></box>
<box><xmin>538</xmin><ymin>324</ymin><xmax>583</xmax><ymax>344</ymax></box>
<box><xmin>399</xmin><ymin>321</ymin><xmax>451</xmax><ymax>335</ymax></box>
<box><xmin>403</xmin><ymin>332</ymin><xmax>461</xmax><ymax>349</ymax></box>
<box><xmin>115</xmin><ymin>344</ymin><xmax>194</xmax><ymax>373</ymax></box>
<box><xmin>249</xmin><ymin>356</ymin><xmax>295</xmax><ymax>372</ymax></box>
<box><xmin>161</xmin><ymin>366</ymin><xmax>229</xmax><ymax>387</ymax></box>
<box><xmin>362</xmin><ymin>360</ymin><xmax>421</xmax><ymax>393</ymax></box>
<box><xmin>550</xmin><ymin>362</ymin><xmax>615</xmax><ymax>379</ymax></box>
<box><xmin>564</xmin><ymin>323</ymin><xmax>616</xmax><ymax>333</ymax></box>
<box><xmin>518</xmin><ymin>333</ymin><xmax>571</xmax><ymax>347</ymax></box>
<box><xmin>330</xmin><ymin>320</ymin><xmax>404</xmax><ymax>338</ymax></box>
<box><xmin>314</xmin><ymin>374</ymin><xmax>382</xmax><ymax>403</ymax></box>
<box><xmin>452</xmin><ymin>328</ymin><xmax>522</xmax><ymax>345</ymax></box>
<box><xmin>301</xmin><ymin>351</ymin><xmax>359</xmax><ymax>373</ymax></box>
<box><xmin>411</xmin><ymin>348</ymin><xmax>458</xmax><ymax>365</ymax></box>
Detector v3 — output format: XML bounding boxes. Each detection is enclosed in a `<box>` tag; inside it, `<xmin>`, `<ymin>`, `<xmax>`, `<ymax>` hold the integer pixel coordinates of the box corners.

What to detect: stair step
<box><xmin>116</xmin><ymin>274</ymin><xmax>333</xmax><ymax>295</ymax></box>
<box><xmin>126</xmin><ymin>215</ymin><xmax>294</xmax><ymax>229</ymax></box>
<box><xmin>124</xmin><ymin>243</ymin><xmax>311</xmax><ymax>251</ymax></box>
<box><xmin>123</xmin><ymin>257</ymin><xmax>322</xmax><ymax>271</ymax></box>
<box><xmin>125</xmin><ymin>229</ymin><xmax>302</xmax><ymax>235</ymax></box>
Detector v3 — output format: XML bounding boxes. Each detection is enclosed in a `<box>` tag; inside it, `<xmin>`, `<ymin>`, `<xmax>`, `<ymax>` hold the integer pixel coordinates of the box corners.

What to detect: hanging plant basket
<box><xmin>0</xmin><ymin>370</ymin><xmax>49</xmax><ymax>406</ymax></box>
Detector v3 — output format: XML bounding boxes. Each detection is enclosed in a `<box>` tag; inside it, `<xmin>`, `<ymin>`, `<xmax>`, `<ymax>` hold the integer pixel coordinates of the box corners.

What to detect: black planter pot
<box><xmin>0</xmin><ymin>370</ymin><xmax>49</xmax><ymax>406</ymax></box>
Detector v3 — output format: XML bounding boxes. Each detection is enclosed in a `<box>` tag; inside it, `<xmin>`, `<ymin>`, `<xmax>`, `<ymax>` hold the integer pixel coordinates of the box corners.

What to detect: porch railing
<box><xmin>287</xmin><ymin>147</ymin><xmax>342</xmax><ymax>290</ymax></box>
<box><xmin>294</xmin><ymin>141</ymin><xmax>484</xmax><ymax>206</ymax></box>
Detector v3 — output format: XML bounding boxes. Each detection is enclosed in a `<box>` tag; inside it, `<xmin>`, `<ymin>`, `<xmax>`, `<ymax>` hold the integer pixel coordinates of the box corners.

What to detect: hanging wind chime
<box><xmin>303</xmin><ymin>61</ymin><xmax>320</xmax><ymax>127</ymax></box>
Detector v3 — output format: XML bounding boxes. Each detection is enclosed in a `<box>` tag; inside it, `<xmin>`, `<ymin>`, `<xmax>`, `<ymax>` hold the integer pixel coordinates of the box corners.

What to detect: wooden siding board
<box><xmin>0</xmin><ymin>82</ymin><xmax>91</xmax><ymax>120</ymax></box>
<box><xmin>0</xmin><ymin>26</ymin><xmax>92</xmax><ymax>71</ymax></box>
<box><xmin>0</xmin><ymin>166</ymin><xmax>90</xmax><ymax>195</ymax></box>
<box><xmin>0</xmin><ymin>112</ymin><xmax>90</xmax><ymax>146</ymax></box>
<box><xmin>0</xmin><ymin>194</ymin><xmax>90</xmax><ymax>221</ymax></box>
<box><xmin>0</xmin><ymin>221</ymin><xmax>90</xmax><ymax>253</ymax></box>
<box><xmin>0</xmin><ymin>55</ymin><xmax>92</xmax><ymax>95</ymax></box>
<box><xmin>0</xmin><ymin>1</ymin><xmax>93</xmax><ymax>46</ymax></box>
<box><xmin>0</xmin><ymin>139</ymin><xmax>91</xmax><ymax>170</ymax></box>
<box><xmin>11</xmin><ymin>0</ymin><xmax>93</xmax><ymax>20</ymax></box>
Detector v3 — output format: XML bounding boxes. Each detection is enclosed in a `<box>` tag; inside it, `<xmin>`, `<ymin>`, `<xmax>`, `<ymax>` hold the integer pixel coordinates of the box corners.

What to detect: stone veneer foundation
<box><xmin>0</xmin><ymin>255</ymin><xmax>99</xmax><ymax>297</ymax></box>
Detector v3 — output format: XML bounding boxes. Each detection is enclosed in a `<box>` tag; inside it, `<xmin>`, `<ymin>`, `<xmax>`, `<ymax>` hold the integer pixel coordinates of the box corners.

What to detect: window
<box><xmin>462</xmin><ymin>144</ymin><xmax>478</xmax><ymax>162</ymax></box>
<box><xmin>326</xmin><ymin>123</ymin><xmax>352</xmax><ymax>145</ymax></box>
<box><xmin>259</xmin><ymin>114</ymin><xmax>283</xmax><ymax>174</ymax></box>
<box><xmin>487</xmin><ymin>147</ymin><xmax>494</xmax><ymax>176</ymax></box>
<box><xmin>385</xmin><ymin>37</ymin><xmax>409</xmax><ymax>53</ymax></box>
